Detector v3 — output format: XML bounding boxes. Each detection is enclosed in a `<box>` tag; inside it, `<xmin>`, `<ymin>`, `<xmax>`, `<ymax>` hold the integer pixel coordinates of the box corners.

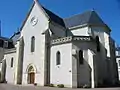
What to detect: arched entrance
<box><xmin>27</xmin><ymin>66</ymin><xmax>35</xmax><ymax>84</ymax></box>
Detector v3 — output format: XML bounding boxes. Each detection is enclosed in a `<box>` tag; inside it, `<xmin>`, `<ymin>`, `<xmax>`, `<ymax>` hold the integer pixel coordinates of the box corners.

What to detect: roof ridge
<box><xmin>34</xmin><ymin>0</ymin><xmax>50</xmax><ymax>19</ymax></box>
<box><xmin>88</xmin><ymin>11</ymin><xmax>105</xmax><ymax>25</ymax></box>
<box><xmin>64</xmin><ymin>10</ymin><xmax>93</xmax><ymax>20</ymax></box>
<box><xmin>87</xmin><ymin>11</ymin><xmax>94</xmax><ymax>24</ymax></box>
<box><xmin>36</xmin><ymin>0</ymin><xmax>63</xmax><ymax>19</ymax></box>
<box><xmin>40</xmin><ymin>7</ymin><xmax>65</xmax><ymax>27</ymax></box>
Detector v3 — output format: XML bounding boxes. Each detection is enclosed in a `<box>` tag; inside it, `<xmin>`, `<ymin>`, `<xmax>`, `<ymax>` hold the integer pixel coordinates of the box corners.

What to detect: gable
<box><xmin>20</xmin><ymin>1</ymin><xmax>49</xmax><ymax>32</ymax></box>
<box><xmin>20</xmin><ymin>1</ymin><xmax>66</xmax><ymax>32</ymax></box>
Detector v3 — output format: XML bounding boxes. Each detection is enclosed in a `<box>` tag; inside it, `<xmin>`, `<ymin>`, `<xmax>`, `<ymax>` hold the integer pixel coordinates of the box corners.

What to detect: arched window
<box><xmin>31</xmin><ymin>36</ymin><xmax>35</xmax><ymax>52</ymax></box>
<box><xmin>56</xmin><ymin>51</ymin><xmax>60</xmax><ymax>65</ymax></box>
<box><xmin>11</xmin><ymin>57</ymin><xmax>13</xmax><ymax>67</ymax></box>
<box><xmin>118</xmin><ymin>60</ymin><xmax>120</xmax><ymax>67</ymax></box>
<box><xmin>28</xmin><ymin>66</ymin><xmax>34</xmax><ymax>73</ymax></box>
<box><xmin>79</xmin><ymin>50</ymin><xmax>84</xmax><ymax>64</ymax></box>
<box><xmin>96</xmin><ymin>36</ymin><xmax>100</xmax><ymax>52</ymax></box>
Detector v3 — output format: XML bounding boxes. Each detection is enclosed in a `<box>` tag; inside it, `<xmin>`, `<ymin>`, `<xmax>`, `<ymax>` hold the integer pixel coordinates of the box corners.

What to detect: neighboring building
<box><xmin>116</xmin><ymin>46</ymin><xmax>120</xmax><ymax>80</ymax></box>
<box><xmin>0</xmin><ymin>0</ymin><xmax>118</xmax><ymax>88</ymax></box>
<box><xmin>0</xmin><ymin>37</ymin><xmax>14</xmax><ymax>82</ymax></box>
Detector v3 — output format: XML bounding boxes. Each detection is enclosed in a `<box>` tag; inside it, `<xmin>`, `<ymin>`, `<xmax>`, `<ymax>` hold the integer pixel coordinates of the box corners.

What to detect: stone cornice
<box><xmin>51</xmin><ymin>36</ymin><xmax>93</xmax><ymax>45</ymax></box>
<box><xmin>4</xmin><ymin>48</ymin><xmax>16</xmax><ymax>54</ymax></box>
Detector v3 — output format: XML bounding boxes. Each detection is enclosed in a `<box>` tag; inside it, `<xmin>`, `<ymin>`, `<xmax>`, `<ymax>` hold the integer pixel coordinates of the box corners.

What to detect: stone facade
<box><xmin>0</xmin><ymin>0</ymin><xmax>118</xmax><ymax>88</ymax></box>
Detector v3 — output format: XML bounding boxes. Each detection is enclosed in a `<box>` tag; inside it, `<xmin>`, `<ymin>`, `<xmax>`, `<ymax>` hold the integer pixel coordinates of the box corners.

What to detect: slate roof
<box><xmin>0</xmin><ymin>36</ymin><xmax>12</xmax><ymax>42</ymax></box>
<box><xmin>20</xmin><ymin>1</ymin><xmax>109</xmax><ymax>32</ymax></box>
<box><xmin>42</xmin><ymin>6</ymin><xmax>65</xmax><ymax>27</ymax></box>
<box><xmin>64</xmin><ymin>10</ymin><xmax>106</xmax><ymax>28</ymax></box>
<box><xmin>0</xmin><ymin>36</ymin><xmax>14</xmax><ymax>49</ymax></box>
<box><xmin>10</xmin><ymin>31</ymin><xmax>21</xmax><ymax>44</ymax></box>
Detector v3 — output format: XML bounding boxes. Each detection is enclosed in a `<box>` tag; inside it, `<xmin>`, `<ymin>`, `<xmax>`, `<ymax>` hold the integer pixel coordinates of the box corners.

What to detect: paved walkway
<box><xmin>0</xmin><ymin>84</ymin><xmax>120</xmax><ymax>90</ymax></box>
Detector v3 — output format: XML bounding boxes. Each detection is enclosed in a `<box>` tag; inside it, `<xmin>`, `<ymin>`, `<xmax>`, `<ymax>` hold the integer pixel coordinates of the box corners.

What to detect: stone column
<box><xmin>14</xmin><ymin>40</ymin><xmax>20</xmax><ymax>84</ymax></box>
<box><xmin>44</xmin><ymin>30</ymin><xmax>50</xmax><ymax>85</ymax></box>
<box><xmin>1</xmin><ymin>59</ymin><xmax>6</xmax><ymax>83</ymax></box>
<box><xmin>72</xmin><ymin>49</ymin><xmax>77</xmax><ymax>88</ymax></box>
<box><xmin>14</xmin><ymin>37</ymin><xmax>24</xmax><ymax>84</ymax></box>
<box><xmin>88</xmin><ymin>49</ymin><xmax>96</xmax><ymax>88</ymax></box>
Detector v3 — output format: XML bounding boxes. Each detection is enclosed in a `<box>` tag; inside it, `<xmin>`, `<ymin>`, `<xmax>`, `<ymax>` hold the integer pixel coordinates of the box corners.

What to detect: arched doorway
<box><xmin>27</xmin><ymin>66</ymin><xmax>35</xmax><ymax>84</ymax></box>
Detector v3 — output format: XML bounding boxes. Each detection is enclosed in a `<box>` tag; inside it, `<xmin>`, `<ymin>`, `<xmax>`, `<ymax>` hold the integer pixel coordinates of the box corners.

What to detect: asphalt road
<box><xmin>0</xmin><ymin>84</ymin><xmax>120</xmax><ymax>90</ymax></box>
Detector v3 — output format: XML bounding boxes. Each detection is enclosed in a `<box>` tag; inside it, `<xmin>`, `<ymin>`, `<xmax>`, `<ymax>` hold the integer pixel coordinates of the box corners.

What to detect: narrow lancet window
<box><xmin>11</xmin><ymin>57</ymin><xmax>13</xmax><ymax>67</ymax></box>
<box><xmin>56</xmin><ymin>51</ymin><xmax>60</xmax><ymax>65</ymax></box>
<box><xmin>31</xmin><ymin>36</ymin><xmax>35</xmax><ymax>52</ymax></box>
<box><xmin>96</xmin><ymin>36</ymin><xmax>100</xmax><ymax>52</ymax></box>
<box><xmin>79</xmin><ymin>50</ymin><xmax>84</xmax><ymax>64</ymax></box>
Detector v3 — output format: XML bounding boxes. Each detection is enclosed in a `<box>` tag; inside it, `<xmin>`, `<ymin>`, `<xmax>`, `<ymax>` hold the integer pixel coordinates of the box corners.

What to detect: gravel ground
<box><xmin>0</xmin><ymin>84</ymin><xmax>120</xmax><ymax>90</ymax></box>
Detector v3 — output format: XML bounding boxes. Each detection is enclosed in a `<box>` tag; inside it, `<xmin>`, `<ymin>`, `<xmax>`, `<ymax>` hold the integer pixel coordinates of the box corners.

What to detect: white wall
<box><xmin>4</xmin><ymin>52</ymin><xmax>16</xmax><ymax>84</ymax></box>
<box><xmin>71</xmin><ymin>27</ymin><xmax>89</xmax><ymax>36</ymax></box>
<box><xmin>21</xmin><ymin>2</ymin><xmax>49</xmax><ymax>85</ymax></box>
<box><xmin>50</xmin><ymin>43</ymin><xmax>72</xmax><ymax>87</ymax></box>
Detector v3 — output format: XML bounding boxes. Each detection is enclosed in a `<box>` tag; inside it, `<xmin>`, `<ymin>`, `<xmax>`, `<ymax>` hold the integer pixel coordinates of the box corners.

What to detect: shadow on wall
<box><xmin>75</xmin><ymin>50</ymin><xmax>92</xmax><ymax>88</ymax></box>
<box><xmin>95</xmin><ymin>40</ymin><xmax>119</xmax><ymax>87</ymax></box>
<box><xmin>17</xmin><ymin>37</ymin><xmax>24</xmax><ymax>84</ymax></box>
<box><xmin>74</xmin><ymin>37</ymin><xmax>119</xmax><ymax>88</ymax></box>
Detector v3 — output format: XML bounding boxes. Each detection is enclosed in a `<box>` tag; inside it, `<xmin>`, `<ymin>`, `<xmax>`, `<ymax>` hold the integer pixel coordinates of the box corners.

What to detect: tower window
<box><xmin>96</xmin><ymin>36</ymin><xmax>100</xmax><ymax>52</ymax></box>
<box><xmin>4</xmin><ymin>41</ymin><xmax>8</xmax><ymax>48</ymax></box>
<box><xmin>11</xmin><ymin>57</ymin><xmax>13</xmax><ymax>67</ymax></box>
<box><xmin>79</xmin><ymin>50</ymin><xmax>84</xmax><ymax>64</ymax></box>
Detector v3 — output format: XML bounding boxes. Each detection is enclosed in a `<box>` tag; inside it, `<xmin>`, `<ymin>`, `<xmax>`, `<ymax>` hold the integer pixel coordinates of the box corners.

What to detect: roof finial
<box><xmin>92</xmin><ymin>8</ymin><xmax>95</xmax><ymax>11</ymax></box>
<box><xmin>34</xmin><ymin>0</ymin><xmax>38</xmax><ymax>3</ymax></box>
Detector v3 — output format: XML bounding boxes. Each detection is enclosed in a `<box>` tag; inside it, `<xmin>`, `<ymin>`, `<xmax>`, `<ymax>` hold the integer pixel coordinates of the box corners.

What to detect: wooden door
<box><xmin>29</xmin><ymin>73</ymin><xmax>35</xmax><ymax>84</ymax></box>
